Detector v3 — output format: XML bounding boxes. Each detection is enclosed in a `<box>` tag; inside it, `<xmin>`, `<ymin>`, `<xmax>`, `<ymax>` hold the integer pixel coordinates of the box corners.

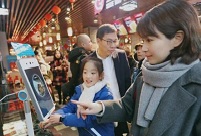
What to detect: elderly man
<box><xmin>62</xmin><ymin>34</ymin><xmax>93</xmax><ymax>104</ymax></box>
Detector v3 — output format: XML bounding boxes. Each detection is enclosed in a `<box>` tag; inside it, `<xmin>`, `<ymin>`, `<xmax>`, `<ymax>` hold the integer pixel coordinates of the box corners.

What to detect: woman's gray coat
<box><xmin>98</xmin><ymin>62</ymin><xmax>201</xmax><ymax>136</ymax></box>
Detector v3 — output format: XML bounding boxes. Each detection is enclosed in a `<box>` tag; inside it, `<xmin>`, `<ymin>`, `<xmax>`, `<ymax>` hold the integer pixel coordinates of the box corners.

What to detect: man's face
<box><xmin>97</xmin><ymin>32</ymin><xmax>118</xmax><ymax>58</ymax></box>
<box><xmin>136</xmin><ymin>45</ymin><xmax>145</xmax><ymax>61</ymax></box>
<box><xmin>82</xmin><ymin>36</ymin><xmax>92</xmax><ymax>51</ymax></box>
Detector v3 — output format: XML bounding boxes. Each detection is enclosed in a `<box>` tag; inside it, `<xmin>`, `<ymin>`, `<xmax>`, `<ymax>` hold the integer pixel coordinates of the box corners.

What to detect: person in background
<box><xmin>88</xmin><ymin>24</ymin><xmax>131</xmax><ymax>136</ymax></box>
<box><xmin>34</xmin><ymin>50</ymin><xmax>55</xmax><ymax>101</ymax></box>
<box><xmin>125</xmin><ymin>49</ymin><xmax>137</xmax><ymax>77</ymax></box>
<box><xmin>132</xmin><ymin>42</ymin><xmax>145</xmax><ymax>82</ymax></box>
<box><xmin>40</xmin><ymin>57</ymin><xmax>114</xmax><ymax>136</ymax></box>
<box><xmin>62</xmin><ymin>34</ymin><xmax>93</xmax><ymax>104</ymax></box>
<box><xmin>72</xmin><ymin>0</ymin><xmax>201</xmax><ymax>135</ymax></box>
<box><xmin>50</xmin><ymin>49</ymin><xmax>68</xmax><ymax>105</ymax></box>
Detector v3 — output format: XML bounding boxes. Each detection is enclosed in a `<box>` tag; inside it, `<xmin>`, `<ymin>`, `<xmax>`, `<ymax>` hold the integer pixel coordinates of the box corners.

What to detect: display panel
<box><xmin>123</xmin><ymin>16</ymin><xmax>137</xmax><ymax>33</ymax></box>
<box><xmin>113</xmin><ymin>19</ymin><xmax>128</xmax><ymax>36</ymax></box>
<box><xmin>133</xmin><ymin>12</ymin><xmax>144</xmax><ymax>24</ymax></box>
<box><xmin>17</xmin><ymin>58</ymin><xmax>55</xmax><ymax>121</ymax></box>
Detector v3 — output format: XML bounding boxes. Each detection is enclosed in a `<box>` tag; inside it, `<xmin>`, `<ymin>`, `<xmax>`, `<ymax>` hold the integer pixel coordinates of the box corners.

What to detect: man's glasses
<box><xmin>101</xmin><ymin>39</ymin><xmax>119</xmax><ymax>46</ymax></box>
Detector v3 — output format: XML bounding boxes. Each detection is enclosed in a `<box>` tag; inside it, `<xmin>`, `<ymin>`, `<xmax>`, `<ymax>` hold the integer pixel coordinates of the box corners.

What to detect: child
<box><xmin>40</xmin><ymin>57</ymin><xmax>114</xmax><ymax>136</ymax></box>
<box><xmin>72</xmin><ymin>0</ymin><xmax>201</xmax><ymax>136</ymax></box>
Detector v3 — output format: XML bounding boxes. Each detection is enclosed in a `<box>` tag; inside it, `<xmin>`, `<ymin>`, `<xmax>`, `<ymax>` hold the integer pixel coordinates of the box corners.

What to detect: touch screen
<box><xmin>24</xmin><ymin>66</ymin><xmax>53</xmax><ymax>118</ymax></box>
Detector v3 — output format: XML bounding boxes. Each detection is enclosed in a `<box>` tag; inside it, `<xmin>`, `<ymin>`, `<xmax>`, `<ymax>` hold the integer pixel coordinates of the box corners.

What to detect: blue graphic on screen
<box><xmin>25</xmin><ymin>66</ymin><xmax>52</xmax><ymax>117</ymax></box>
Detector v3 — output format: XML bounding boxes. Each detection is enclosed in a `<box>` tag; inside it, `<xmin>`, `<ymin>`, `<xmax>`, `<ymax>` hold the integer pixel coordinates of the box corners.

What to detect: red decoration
<box><xmin>63</xmin><ymin>44</ymin><xmax>68</xmax><ymax>49</ymax></box>
<box><xmin>69</xmin><ymin>0</ymin><xmax>75</xmax><ymax>2</ymax></box>
<box><xmin>39</xmin><ymin>19</ymin><xmax>46</xmax><ymax>27</ymax></box>
<box><xmin>52</xmin><ymin>6</ymin><xmax>61</xmax><ymax>15</ymax></box>
<box><xmin>44</xmin><ymin>13</ymin><xmax>52</xmax><ymax>21</ymax></box>
<box><xmin>69</xmin><ymin>0</ymin><xmax>76</xmax><ymax>10</ymax></box>
<box><xmin>35</xmin><ymin>24</ymin><xmax>41</xmax><ymax>30</ymax></box>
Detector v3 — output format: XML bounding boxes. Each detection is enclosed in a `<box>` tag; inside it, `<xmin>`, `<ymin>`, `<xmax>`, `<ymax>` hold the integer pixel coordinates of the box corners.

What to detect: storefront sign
<box><xmin>94</xmin><ymin>0</ymin><xmax>105</xmax><ymax>14</ymax></box>
<box><xmin>106</xmin><ymin>0</ymin><xmax>122</xmax><ymax>9</ymax></box>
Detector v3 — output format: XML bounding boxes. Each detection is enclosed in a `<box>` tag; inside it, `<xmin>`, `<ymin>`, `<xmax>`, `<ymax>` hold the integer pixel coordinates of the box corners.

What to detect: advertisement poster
<box><xmin>124</xmin><ymin>16</ymin><xmax>137</xmax><ymax>33</ymax></box>
<box><xmin>113</xmin><ymin>19</ymin><xmax>128</xmax><ymax>36</ymax></box>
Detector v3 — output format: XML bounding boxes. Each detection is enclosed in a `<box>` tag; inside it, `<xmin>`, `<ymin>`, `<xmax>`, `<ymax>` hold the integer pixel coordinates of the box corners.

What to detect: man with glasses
<box><xmin>88</xmin><ymin>24</ymin><xmax>131</xmax><ymax>136</ymax></box>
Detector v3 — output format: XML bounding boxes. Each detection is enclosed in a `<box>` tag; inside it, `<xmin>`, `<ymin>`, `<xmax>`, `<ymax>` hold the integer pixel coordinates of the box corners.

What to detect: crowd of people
<box><xmin>35</xmin><ymin>0</ymin><xmax>201</xmax><ymax>136</ymax></box>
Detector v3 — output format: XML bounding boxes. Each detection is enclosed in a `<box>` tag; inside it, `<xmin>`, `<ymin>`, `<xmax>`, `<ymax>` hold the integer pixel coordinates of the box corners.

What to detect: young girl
<box><xmin>72</xmin><ymin>0</ymin><xmax>201</xmax><ymax>136</ymax></box>
<box><xmin>41</xmin><ymin>57</ymin><xmax>114</xmax><ymax>136</ymax></box>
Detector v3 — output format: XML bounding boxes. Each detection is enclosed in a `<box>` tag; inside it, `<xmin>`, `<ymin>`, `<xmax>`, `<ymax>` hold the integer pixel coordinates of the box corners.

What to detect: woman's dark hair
<box><xmin>80</xmin><ymin>57</ymin><xmax>103</xmax><ymax>83</ymax></box>
<box><xmin>96</xmin><ymin>24</ymin><xmax>117</xmax><ymax>39</ymax></box>
<box><xmin>137</xmin><ymin>0</ymin><xmax>201</xmax><ymax>64</ymax></box>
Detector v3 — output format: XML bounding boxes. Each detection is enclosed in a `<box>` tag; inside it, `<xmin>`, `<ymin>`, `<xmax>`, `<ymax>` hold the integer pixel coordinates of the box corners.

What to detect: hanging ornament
<box><xmin>35</xmin><ymin>24</ymin><xmax>41</xmax><ymax>30</ymax></box>
<box><xmin>52</xmin><ymin>6</ymin><xmax>61</xmax><ymax>15</ymax></box>
<box><xmin>52</xmin><ymin>6</ymin><xmax>61</xmax><ymax>23</ymax></box>
<box><xmin>44</xmin><ymin>13</ymin><xmax>52</xmax><ymax>21</ymax></box>
<box><xmin>39</xmin><ymin>19</ymin><xmax>46</xmax><ymax>27</ymax></box>
<box><xmin>69</xmin><ymin>0</ymin><xmax>76</xmax><ymax>10</ymax></box>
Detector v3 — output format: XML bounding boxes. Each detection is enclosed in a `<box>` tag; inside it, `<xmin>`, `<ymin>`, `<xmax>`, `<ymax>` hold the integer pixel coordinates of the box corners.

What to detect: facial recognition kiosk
<box><xmin>10</xmin><ymin>42</ymin><xmax>55</xmax><ymax>136</ymax></box>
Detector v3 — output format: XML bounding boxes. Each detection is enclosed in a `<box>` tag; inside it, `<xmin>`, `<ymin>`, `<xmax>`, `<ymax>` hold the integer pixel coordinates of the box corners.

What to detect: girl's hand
<box><xmin>42</xmin><ymin>115</ymin><xmax>62</xmax><ymax>128</ymax></box>
<box><xmin>71</xmin><ymin>100</ymin><xmax>103</xmax><ymax>119</ymax></box>
<box><xmin>77</xmin><ymin>106</ymin><xmax>87</xmax><ymax>119</ymax></box>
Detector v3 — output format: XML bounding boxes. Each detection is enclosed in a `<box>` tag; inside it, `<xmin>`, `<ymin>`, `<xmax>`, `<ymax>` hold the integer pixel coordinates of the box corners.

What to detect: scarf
<box><xmin>79</xmin><ymin>80</ymin><xmax>106</xmax><ymax>102</ymax></box>
<box><xmin>137</xmin><ymin>58</ymin><xmax>199</xmax><ymax>127</ymax></box>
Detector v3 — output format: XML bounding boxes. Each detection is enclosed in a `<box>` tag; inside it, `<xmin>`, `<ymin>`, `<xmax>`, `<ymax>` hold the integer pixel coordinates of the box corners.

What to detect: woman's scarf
<box><xmin>137</xmin><ymin>58</ymin><xmax>199</xmax><ymax>127</ymax></box>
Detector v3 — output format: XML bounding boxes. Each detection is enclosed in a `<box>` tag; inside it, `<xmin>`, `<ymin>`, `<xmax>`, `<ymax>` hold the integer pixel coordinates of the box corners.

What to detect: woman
<box><xmin>50</xmin><ymin>49</ymin><xmax>68</xmax><ymax>105</ymax></box>
<box><xmin>72</xmin><ymin>0</ymin><xmax>201</xmax><ymax>135</ymax></box>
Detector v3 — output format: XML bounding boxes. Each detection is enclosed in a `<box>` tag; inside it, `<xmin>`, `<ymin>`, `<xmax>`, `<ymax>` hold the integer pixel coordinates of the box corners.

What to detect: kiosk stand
<box><xmin>18</xmin><ymin>90</ymin><xmax>34</xmax><ymax>136</ymax></box>
<box><xmin>0</xmin><ymin>90</ymin><xmax>35</xmax><ymax>136</ymax></box>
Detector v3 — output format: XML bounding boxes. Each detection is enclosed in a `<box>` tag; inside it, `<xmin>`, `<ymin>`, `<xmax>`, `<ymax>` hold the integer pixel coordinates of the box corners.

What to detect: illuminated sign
<box><xmin>106</xmin><ymin>0</ymin><xmax>122</xmax><ymax>9</ymax></box>
<box><xmin>94</xmin><ymin>0</ymin><xmax>105</xmax><ymax>14</ymax></box>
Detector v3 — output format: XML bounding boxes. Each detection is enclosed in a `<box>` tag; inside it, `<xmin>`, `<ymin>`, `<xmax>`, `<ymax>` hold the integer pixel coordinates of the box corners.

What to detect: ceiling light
<box><xmin>94</xmin><ymin>18</ymin><xmax>98</xmax><ymax>23</ymax></box>
<box><xmin>0</xmin><ymin>8</ymin><xmax>9</xmax><ymax>15</ymax></box>
<box><xmin>119</xmin><ymin>0</ymin><xmax>137</xmax><ymax>12</ymax></box>
<box><xmin>67</xmin><ymin>7</ymin><xmax>71</xmax><ymax>12</ymax></box>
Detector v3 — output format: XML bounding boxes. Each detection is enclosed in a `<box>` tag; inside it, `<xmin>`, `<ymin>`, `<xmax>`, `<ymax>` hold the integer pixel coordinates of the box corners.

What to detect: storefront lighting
<box><xmin>0</xmin><ymin>8</ymin><xmax>9</xmax><ymax>15</ymax></box>
<box><xmin>49</xmin><ymin>37</ymin><xmax>53</xmax><ymax>43</ymax></box>
<box><xmin>65</xmin><ymin>16</ymin><xmax>70</xmax><ymax>20</ymax></box>
<box><xmin>43</xmin><ymin>40</ymin><xmax>47</xmax><ymax>45</ymax></box>
<box><xmin>67</xmin><ymin>27</ymin><xmax>73</xmax><ymax>37</ymax></box>
<box><xmin>56</xmin><ymin>33</ymin><xmax>61</xmax><ymax>40</ymax></box>
<box><xmin>39</xmin><ymin>42</ymin><xmax>43</xmax><ymax>47</ymax></box>
<box><xmin>119</xmin><ymin>0</ymin><xmax>137</xmax><ymax>12</ymax></box>
<box><xmin>42</xmin><ymin>32</ymin><xmax>46</xmax><ymax>38</ymax></box>
<box><xmin>94</xmin><ymin>18</ymin><xmax>98</xmax><ymax>24</ymax></box>
<box><xmin>67</xmin><ymin>6</ymin><xmax>71</xmax><ymax>12</ymax></box>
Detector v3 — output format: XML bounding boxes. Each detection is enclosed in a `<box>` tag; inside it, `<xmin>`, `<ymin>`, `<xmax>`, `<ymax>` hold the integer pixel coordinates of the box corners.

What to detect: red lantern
<box><xmin>52</xmin><ymin>6</ymin><xmax>61</xmax><ymax>15</ymax></box>
<box><xmin>44</xmin><ymin>13</ymin><xmax>52</xmax><ymax>21</ymax></box>
<box><xmin>32</xmin><ymin>27</ymin><xmax>38</xmax><ymax>32</ymax></box>
<box><xmin>39</xmin><ymin>19</ymin><xmax>46</xmax><ymax>27</ymax></box>
<box><xmin>69</xmin><ymin>0</ymin><xmax>76</xmax><ymax>10</ymax></box>
<box><xmin>35</xmin><ymin>24</ymin><xmax>41</xmax><ymax>30</ymax></box>
<box><xmin>69</xmin><ymin>0</ymin><xmax>76</xmax><ymax>3</ymax></box>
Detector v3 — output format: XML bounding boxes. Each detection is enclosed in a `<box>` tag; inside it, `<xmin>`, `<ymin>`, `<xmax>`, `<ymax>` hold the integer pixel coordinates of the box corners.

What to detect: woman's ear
<box><xmin>173</xmin><ymin>30</ymin><xmax>184</xmax><ymax>47</ymax></box>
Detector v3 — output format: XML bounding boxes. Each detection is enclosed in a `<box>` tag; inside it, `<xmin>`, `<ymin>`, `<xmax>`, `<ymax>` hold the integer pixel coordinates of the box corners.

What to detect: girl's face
<box><xmin>142</xmin><ymin>29</ymin><xmax>176</xmax><ymax>64</ymax></box>
<box><xmin>83</xmin><ymin>61</ymin><xmax>101</xmax><ymax>88</ymax></box>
